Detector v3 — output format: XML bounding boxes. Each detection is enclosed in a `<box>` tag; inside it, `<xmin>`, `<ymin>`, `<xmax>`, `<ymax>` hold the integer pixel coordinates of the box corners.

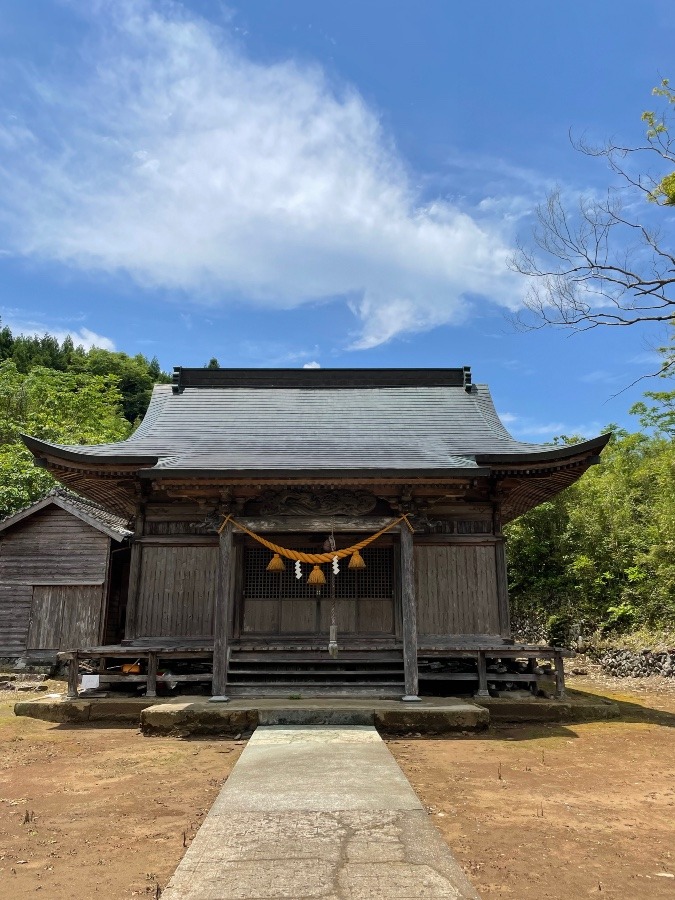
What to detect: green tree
<box><xmin>0</xmin><ymin>320</ymin><xmax>170</xmax><ymax>424</ymax></box>
<box><xmin>630</xmin><ymin>344</ymin><xmax>675</xmax><ymax>435</ymax></box>
<box><xmin>642</xmin><ymin>79</ymin><xmax>675</xmax><ymax>205</ymax></box>
<box><xmin>73</xmin><ymin>349</ymin><xmax>170</xmax><ymax>424</ymax></box>
<box><xmin>506</xmin><ymin>422</ymin><xmax>675</xmax><ymax>631</ymax></box>
<box><xmin>0</xmin><ymin>361</ymin><xmax>131</xmax><ymax>518</ymax></box>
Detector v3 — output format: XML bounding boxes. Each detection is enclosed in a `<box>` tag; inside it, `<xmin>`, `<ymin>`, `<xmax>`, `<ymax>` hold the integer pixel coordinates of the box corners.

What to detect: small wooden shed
<box><xmin>0</xmin><ymin>490</ymin><xmax>132</xmax><ymax>661</ymax></box>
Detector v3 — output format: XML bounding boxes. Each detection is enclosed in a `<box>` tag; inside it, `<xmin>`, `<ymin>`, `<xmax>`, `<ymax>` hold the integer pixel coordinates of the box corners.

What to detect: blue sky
<box><xmin>0</xmin><ymin>0</ymin><xmax>673</xmax><ymax>440</ymax></box>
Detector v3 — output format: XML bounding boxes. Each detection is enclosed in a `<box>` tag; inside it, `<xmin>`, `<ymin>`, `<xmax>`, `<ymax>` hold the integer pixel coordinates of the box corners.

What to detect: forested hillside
<box><xmin>0</xmin><ymin>322</ymin><xmax>171</xmax><ymax>517</ymax></box>
<box><xmin>0</xmin><ymin>323</ymin><xmax>171</xmax><ymax>422</ymax></box>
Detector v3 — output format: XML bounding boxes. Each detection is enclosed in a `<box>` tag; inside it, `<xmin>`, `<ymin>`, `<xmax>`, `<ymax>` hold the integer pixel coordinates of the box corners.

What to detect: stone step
<box><xmin>138</xmin><ymin>697</ymin><xmax>489</xmax><ymax>735</ymax></box>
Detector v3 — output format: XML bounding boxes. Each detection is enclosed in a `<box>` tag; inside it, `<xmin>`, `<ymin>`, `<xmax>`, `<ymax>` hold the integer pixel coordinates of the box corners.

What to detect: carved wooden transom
<box><xmin>257</xmin><ymin>488</ymin><xmax>378</xmax><ymax>516</ymax></box>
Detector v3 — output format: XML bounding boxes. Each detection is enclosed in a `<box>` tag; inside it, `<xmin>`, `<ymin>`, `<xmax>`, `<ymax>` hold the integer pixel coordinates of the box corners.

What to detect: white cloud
<box><xmin>303</xmin><ymin>361</ymin><xmax>321</xmax><ymax>369</ymax></box>
<box><xmin>0</xmin><ymin>0</ymin><xmax>524</xmax><ymax>349</ymax></box>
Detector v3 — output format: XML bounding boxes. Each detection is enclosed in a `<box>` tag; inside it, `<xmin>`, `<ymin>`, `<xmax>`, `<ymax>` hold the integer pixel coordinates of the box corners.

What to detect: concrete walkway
<box><xmin>161</xmin><ymin>726</ymin><xmax>480</xmax><ymax>900</ymax></box>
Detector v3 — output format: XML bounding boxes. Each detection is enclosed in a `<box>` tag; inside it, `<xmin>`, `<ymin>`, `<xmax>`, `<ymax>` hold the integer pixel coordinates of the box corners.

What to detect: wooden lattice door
<box><xmin>240</xmin><ymin>545</ymin><xmax>395</xmax><ymax>637</ymax></box>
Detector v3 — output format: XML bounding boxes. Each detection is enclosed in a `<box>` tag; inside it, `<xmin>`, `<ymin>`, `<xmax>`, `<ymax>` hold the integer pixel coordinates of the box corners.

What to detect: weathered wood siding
<box><xmin>0</xmin><ymin>506</ymin><xmax>111</xmax><ymax>652</ymax></box>
<box><xmin>415</xmin><ymin>543</ymin><xmax>501</xmax><ymax>636</ymax></box>
<box><xmin>134</xmin><ymin>545</ymin><xmax>218</xmax><ymax>637</ymax></box>
<box><xmin>0</xmin><ymin>584</ymin><xmax>32</xmax><ymax>654</ymax></box>
<box><xmin>27</xmin><ymin>585</ymin><xmax>104</xmax><ymax>650</ymax></box>
<box><xmin>0</xmin><ymin>507</ymin><xmax>109</xmax><ymax>585</ymax></box>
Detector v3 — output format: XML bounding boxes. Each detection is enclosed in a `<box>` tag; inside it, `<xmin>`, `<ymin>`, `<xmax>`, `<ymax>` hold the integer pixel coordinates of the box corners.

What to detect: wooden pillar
<box><xmin>145</xmin><ymin>651</ymin><xmax>158</xmax><ymax>698</ymax></box>
<box><xmin>400</xmin><ymin>525</ymin><xmax>420</xmax><ymax>701</ymax></box>
<box><xmin>66</xmin><ymin>652</ymin><xmax>79</xmax><ymax>699</ymax></box>
<box><xmin>124</xmin><ymin>504</ymin><xmax>146</xmax><ymax>641</ymax></box>
<box><xmin>492</xmin><ymin>496</ymin><xmax>511</xmax><ymax>639</ymax></box>
<box><xmin>495</xmin><ymin>539</ymin><xmax>511</xmax><ymax>638</ymax></box>
<box><xmin>124</xmin><ymin>542</ymin><xmax>143</xmax><ymax>640</ymax></box>
<box><xmin>212</xmin><ymin>521</ymin><xmax>234</xmax><ymax>699</ymax></box>
<box><xmin>475</xmin><ymin>650</ymin><xmax>490</xmax><ymax>698</ymax></box>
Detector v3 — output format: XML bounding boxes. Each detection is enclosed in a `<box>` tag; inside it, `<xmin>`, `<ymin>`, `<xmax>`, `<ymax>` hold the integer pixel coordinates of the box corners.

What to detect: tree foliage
<box><xmin>506</xmin><ymin>399</ymin><xmax>675</xmax><ymax>630</ymax></box>
<box><xmin>629</xmin><ymin>343</ymin><xmax>675</xmax><ymax>435</ymax></box>
<box><xmin>0</xmin><ymin>321</ymin><xmax>170</xmax><ymax>423</ymax></box>
<box><xmin>0</xmin><ymin>361</ymin><xmax>132</xmax><ymax>518</ymax></box>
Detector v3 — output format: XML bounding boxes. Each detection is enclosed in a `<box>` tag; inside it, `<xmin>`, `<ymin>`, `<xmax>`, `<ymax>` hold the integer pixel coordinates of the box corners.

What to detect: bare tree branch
<box><xmin>510</xmin><ymin>80</ymin><xmax>675</xmax><ymax>365</ymax></box>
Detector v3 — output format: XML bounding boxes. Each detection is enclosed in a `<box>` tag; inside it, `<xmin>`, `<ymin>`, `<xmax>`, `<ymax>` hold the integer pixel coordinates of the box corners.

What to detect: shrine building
<box><xmin>19</xmin><ymin>366</ymin><xmax>609</xmax><ymax>700</ymax></box>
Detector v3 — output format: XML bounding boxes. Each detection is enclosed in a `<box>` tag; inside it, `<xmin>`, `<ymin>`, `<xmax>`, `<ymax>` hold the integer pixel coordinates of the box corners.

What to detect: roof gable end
<box><xmin>0</xmin><ymin>493</ymin><xmax>132</xmax><ymax>541</ymax></box>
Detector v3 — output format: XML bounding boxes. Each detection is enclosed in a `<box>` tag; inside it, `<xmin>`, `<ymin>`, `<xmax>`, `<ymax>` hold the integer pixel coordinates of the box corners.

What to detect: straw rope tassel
<box><xmin>307</xmin><ymin>565</ymin><xmax>326</xmax><ymax>585</ymax></box>
<box><xmin>348</xmin><ymin>549</ymin><xmax>366</xmax><ymax>569</ymax></box>
<box><xmin>266</xmin><ymin>553</ymin><xmax>285</xmax><ymax>572</ymax></box>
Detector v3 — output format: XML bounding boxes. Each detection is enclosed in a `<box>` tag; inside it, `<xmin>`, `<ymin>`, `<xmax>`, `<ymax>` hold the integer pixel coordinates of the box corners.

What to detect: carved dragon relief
<box><xmin>257</xmin><ymin>487</ymin><xmax>378</xmax><ymax>516</ymax></box>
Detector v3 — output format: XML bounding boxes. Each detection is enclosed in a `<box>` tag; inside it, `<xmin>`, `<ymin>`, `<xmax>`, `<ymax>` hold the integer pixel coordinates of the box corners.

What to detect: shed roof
<box><xmin>20</xmin><ymin>368</ymin><xmax>610</xmax><ymax>477</ymax></box>
<box><xmin>0</xmin><ymin>489</ymin><xmax>133</xmax><ymax>541</ymax></box>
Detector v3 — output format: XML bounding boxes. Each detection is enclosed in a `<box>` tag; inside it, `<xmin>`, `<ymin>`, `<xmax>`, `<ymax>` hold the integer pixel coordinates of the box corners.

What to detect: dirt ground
<box><xmin>0</xmin><ymin>685</ymin><xmax>245</xmax><ymax>898</ymax></box>
<box><xmin>0</xmin><ymin>675</ymin><xmax>673</xmax><ymax>899</ymax></box>
<box><xmin>389</xmin><ymin>673</ymin><xmax>675</xmax><ymax>899</ymax></box>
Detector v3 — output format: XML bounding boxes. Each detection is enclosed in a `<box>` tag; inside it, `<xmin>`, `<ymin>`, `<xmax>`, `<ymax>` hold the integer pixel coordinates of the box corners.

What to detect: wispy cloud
<box><xmin>579</xmin><ymin>369</ymin><xmax>623</xmax><ymax>385</ymax></box>
<box><xmin>0</xmin><ymin>0</ymin><xmax>525</xmax><ymax>349</ymax></box>
<box><xmin>236</xmin><ymin>339</ymin><xmax>320</xmax><ymax>366</ymax></box>
<box><xmin>498</xmin><ymin>410</ymin><xmax>603</xmax><ymax>442</ymax></box>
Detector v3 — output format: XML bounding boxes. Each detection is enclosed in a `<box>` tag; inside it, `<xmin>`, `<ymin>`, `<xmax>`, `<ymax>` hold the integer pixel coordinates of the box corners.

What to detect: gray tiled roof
<box><xmin>50</xmin><ymin>489</ymin><xmax>133</xmax><ymax>537</ymax></box>
<box><xmin>0</xmin><ymin>488</ymin><xmax>132</xmax><ymax>539</ymax></box>
<box><xmin>20</xmin><ymin>379</ymin><xmax>601</xmax><ymax>475</ymax></box>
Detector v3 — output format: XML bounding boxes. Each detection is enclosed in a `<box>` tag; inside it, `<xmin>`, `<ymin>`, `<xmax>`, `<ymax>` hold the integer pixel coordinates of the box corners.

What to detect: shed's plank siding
<box><xmin>415</xmin><ymin>544</ymin><xmax>501</xmax><ymax>636</ymax></box>
<box><xmin>27</xmin><ymin>585</ymin><xmax>104</xmax><ymax>650</ymax></box>
<box><xmin>0</xmin><ymin>507</ymin><xmax>109</xmax><ymax>584</ymax></box>
<box><xmin>0</xmin><ymin>584</ymin><xmax>32</xmax><ymax>653</ymax></box>
<box><xmin>135</xmin><ymin>545</ymin><xmax>218</xmax><ymax>637</ymax></box>
<box><xmin>59</xmin><ymin>585</ymin><xmax>105</xmax><ymax>649</ymax></box>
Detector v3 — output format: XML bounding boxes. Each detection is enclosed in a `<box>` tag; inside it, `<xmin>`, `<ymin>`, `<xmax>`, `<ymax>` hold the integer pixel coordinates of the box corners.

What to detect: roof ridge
<box><xmin>171</xmin><ymin>366</ymin><xmax>472</xmax><ymax>392</ymax></box>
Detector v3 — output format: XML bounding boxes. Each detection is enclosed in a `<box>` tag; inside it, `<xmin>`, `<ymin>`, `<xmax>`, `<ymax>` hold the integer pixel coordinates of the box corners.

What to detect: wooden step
<box><xmin>230</xmin><ymin>667</ymin><xmax>403</xmax><ymax>675</ymax></box>
<box><xmin>228</xmin><ymin>648</ymin><xmax>405</xmax><ymax>694</ymax></box>
<box><xmin>227</xmin><ymin>684</ymin><xmax>404</xmax><ymax>699</ymax></box>
<box><xmin>230</xmin><ymin>652</ymin><xmax>403</xmax><ymax>663</ymax></box>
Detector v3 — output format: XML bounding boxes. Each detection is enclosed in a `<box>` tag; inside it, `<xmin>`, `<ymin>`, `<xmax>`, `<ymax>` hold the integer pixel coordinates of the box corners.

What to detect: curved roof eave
<box><xmin>475</xmin><ymin>433</ymin><xmax>611</xmax><ymax>466</ymax></box>
<box><xmin>136</xmin><ymin>465</ymin><xmax>492</xmax><ymax>479</ymax></box>
<box><xmin>21</xmin><ymin>434</ymin><xmax>159</xmax><ymax>468</ymax></box>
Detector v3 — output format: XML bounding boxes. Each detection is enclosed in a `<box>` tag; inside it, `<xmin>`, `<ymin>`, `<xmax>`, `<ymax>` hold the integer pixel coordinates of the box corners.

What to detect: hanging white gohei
<box><xmin>332</xmin><ymin>555</ymin><xmax>340</xmax><ymax>575</ymax></box>
<box><xmin>295</xmin><ymin>560</ymin><xmax>302</xmax><ymax>580</ymax></box>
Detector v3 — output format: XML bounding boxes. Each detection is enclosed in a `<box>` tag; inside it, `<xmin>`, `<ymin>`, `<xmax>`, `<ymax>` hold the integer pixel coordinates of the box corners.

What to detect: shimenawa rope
<box><xmin>217</xmin><ymin>513</ymin><xmax>414</xmax><ymax>562</ymax></box>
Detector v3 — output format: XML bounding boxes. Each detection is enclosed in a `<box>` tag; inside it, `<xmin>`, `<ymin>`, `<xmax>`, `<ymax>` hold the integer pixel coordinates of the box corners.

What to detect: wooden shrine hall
<box><xmin>21</xmin><ymin>367</ymin><xmax>609</xmax><ymax>701</ymax></box>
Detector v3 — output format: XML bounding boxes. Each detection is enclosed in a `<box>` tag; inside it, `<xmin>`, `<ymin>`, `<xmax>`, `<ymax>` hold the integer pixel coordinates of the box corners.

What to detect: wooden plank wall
<box><xmin>0</xmin><ymin>506</ymin><xmax>111</xmax><ymax>653</ymax></box>
<box><xmin>0</xmin><ymin>584</ymin><xmax>32</xmax><ymax>654</ymax></box>
<box><xmin>135</xmin><ymin>545</ymin><xmax>218</xmax><ymax>638</ymax></box>
<box><xmin>414</xmin><ymin>543</ymin><xmax>501</xmax><ymax>636</ymax></box>
<box><xmin>27</xmin><ymin>585</ymin><xmax>104</xmax><ymax>650</ymax></box>
<box><xmin>0</xmin><ymin>507</ymin><xmax>110</xmax><ymax>584</ymax></box>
